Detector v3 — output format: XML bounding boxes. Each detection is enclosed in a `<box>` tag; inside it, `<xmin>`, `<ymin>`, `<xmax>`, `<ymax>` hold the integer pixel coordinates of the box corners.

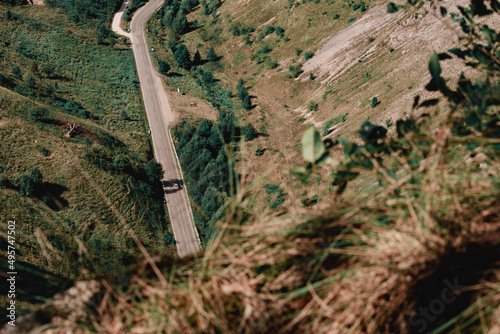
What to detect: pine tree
<box><xmin>172</xmin><ymin>11</ymin><xmax>188</xmax><ymax>34</ymax></box>
<box><xmin>242</xmin><ymin>95</ymin><xmax>252</xmax><ymax>110</ymax></box>
<box><xmin>158</xmin><ymin>60</ymin><xmax>170</xmax><ymax>74</ymax></box>
<box><xmin>242</xmin><ymin>123</ymin><xmax>258</xmax><ymax>141</ymax></box>
<box><xmin>206</xmin><ymin>47</ymin><xmax>217</xmax><ymax>61</ymax></box>
<box><xmin>146</xmin><ymin>160</ymin><xmax>164</xmax><ymax>183</ymax></box>
<box><xmin>20</xmin><ymin>167</ymin><xmax>43</xmax><ymax>196</ymax></box>
<box><xmin>163</xmin><ymin>8</ymin><xmax>176</xmax><ymax>27</ymax></box>
<box><xmin>236</xmin><ymin>78</ymin><xmax>248</xmax><ymax>101</ymax></box>
<box><xmin>174</xmin><ymin>43</ymin><xmax>191</xmax><ymax>69</ymax></box>
<box><xmin>202</xmin><ymin>0</ymin><xmax>210</xmax><ymax>15</ymax></box>
<box><xmin>202</xmin><ymin>71</ymin><xmax>214</xmax><ymax>85</ymax></box>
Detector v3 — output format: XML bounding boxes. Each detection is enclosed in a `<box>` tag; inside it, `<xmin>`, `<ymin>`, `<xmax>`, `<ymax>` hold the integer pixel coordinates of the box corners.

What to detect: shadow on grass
<box><xmin>37</xmin><ymin>182</ymin><xmax>69</xmax><ymax>211</ymax></box>
<box><xmin>0</xmin><ymin>254</ymin><xmax>73</xmax><ymax>323</ymax></box>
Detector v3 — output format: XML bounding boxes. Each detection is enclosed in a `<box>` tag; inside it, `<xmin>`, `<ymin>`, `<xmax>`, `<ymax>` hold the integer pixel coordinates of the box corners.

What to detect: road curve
<box><xmin>112</xmin><ymin>0</ymin><xmax>201</xmax><ymax>258</ymax></box>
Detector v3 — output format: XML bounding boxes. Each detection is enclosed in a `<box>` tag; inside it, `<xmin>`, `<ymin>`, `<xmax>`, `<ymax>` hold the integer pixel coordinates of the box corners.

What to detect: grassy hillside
<box><xmin>16</xmin><ymin>0</ymin><xmax>498</xmax><ymax>333</ymax></box>
<box><xmin>1</xmin><ymin>0</ymin><xmax>499</xmax><ymax>332</ymax></box>
<box><xmin>0</xmin><ymin>2</ymin><xmax>176</xmax><ymax>319</ymax></box>
<box><xmin>143</xmin><ymin>0</ymin><xmax>475</xmax><ymax>218</ymax></box>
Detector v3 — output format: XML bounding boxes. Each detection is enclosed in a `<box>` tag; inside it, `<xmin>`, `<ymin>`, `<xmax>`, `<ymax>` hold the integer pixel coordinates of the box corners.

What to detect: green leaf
<box><xmin>429</xmin><ymin>53</ymin><xmax>441</xmax><ymax>81</ymax></box>
<box><xmin>301</xmin><ymin>126</ymin><xmax>325</xmax><ymax>163</ymax></box>
<box><xmin>482</xmin><ymin>25</ymin><xmax>497</xmax><ymax>42</ymax></box>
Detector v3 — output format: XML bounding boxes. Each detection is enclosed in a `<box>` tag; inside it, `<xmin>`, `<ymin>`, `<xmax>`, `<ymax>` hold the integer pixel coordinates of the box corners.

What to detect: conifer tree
<box><xmin>174</xmin><ymin>43</ymin><xmax>191</xmax><ymax>69</ymax></box>
<box><xmin>172</xmin><ymin>10</ymin><xmax>188</xmax><ymax>34</ymax></box>
<box><xmin>206</xmin><ymin>47</ymin><xmax>217</xmax><ymax>61</ymax></box>
<box><xmin>242</xmin><ymin>95</ymin><xmax>252</xmax><ymax>110</ymax></box>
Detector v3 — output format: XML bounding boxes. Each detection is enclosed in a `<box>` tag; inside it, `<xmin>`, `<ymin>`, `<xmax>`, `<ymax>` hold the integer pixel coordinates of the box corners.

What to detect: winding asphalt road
<box><xmin>112</xmin><ymin>0</ymin><xmax>201</xmax><ymax>258</ymax></box>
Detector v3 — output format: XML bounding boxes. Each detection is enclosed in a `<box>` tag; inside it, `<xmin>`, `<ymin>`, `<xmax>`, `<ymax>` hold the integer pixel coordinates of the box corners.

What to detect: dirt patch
<box><xmin>32</xmin><ymin>0</ymin><xmax>44</xmax><ymax>5</ymax></box>
<box><xmin>166</xmin><ymin>89</ymin><xmax>218</xmax><ymax>124</ymax></box>
<box><xmin>301</xmin><ymin>4</ymin><xmax>403</xmax><ymax>84</ymax></box>
<box><xmin>0</xmin><ymin>119</ymin><xmax>22</xmax><ymax>128</ymax></box>
<box><xmin>55</xmin><ymin>117</ymin><xmax>99</xmax><ymax>142</ymax></box>
<box><xmin>0</xmin><ymin>119</ymin><xmax>11</xmax><ymax>128</ymax></box>
<box><xmin>296</xmin><ymin>0</ymin><xmax>475</xmax><ymax>132</ymax></box>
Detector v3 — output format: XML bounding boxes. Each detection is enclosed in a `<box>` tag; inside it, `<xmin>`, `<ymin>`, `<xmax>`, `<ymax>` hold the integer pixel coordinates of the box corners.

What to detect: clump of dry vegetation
<box><xmin>23</xmin><ymin>140</ymin><xmax>499</xmax><ymax>333</ymax></box>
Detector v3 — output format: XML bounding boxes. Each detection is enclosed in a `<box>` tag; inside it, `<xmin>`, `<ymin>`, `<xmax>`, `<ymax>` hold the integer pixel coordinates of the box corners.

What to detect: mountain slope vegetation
<box><xmin>1</xmin><ymin>0</ymin><xmax>500</xmax><ymax>333</ymax></box>
<box><xmin>0</xmin><ymin>1</ymin><xmax>176</xmax><ymax>320</ymax></box>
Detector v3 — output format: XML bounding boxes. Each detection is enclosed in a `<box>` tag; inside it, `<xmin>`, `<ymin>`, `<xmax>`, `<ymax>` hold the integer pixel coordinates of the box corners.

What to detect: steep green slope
<box><xmin>0</xmin><ymin>2</ymin><xmax>175</xmax><ymax>318</ymax></box>
<box><xmin>18</xmin><ymin>1</ymin><xmax>500</xmax><ymax>332</ymax></box>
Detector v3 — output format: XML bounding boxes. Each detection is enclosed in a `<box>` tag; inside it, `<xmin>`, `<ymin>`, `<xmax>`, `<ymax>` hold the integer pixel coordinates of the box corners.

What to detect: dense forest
<box><xmin>44</xmin><ymin>0</ymin><xmax>122</xmax><ymax>24</ymax></box>
<box><xmin>172</xmin><ymin>115</ymin><xmax>236</xmax><ymax>243</ymax></box>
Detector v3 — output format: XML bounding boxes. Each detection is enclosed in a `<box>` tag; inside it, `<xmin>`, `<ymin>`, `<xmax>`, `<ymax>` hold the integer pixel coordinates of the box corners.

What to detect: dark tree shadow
<box><xmin>166</xmin><ymin>72</ymin><xmax>183</xmax><ymax>77</ymax></box>
<box><xmin>36</xmin><ymin>182</ymin><xmax>69</xmax><ymax>211</ymax></box>
<box><xmin>0</xmin><ymin>256</ymin><xmax>73</xmax><ymax>306</ymax></box>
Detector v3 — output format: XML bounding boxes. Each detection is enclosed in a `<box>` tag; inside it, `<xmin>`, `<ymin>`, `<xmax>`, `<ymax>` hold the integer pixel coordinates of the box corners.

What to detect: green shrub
<box><xmin>19</xmin><ymin>167</ymin><xmax>43</xmax><ymax>196</ymax></box>
<box><xmin>268</xmin><ymin>61</ymin><xmax>278</xmax><ymax>69</ymax></box>
<box><xmin>387</xmin><ymin>2</ymin><xmax>399</xmax><ymax>13</ymax></box>
<box><xmin>304</xmin><ymin>51</ymin><xmax>314</xmax><ymax>60</ymax></box>
<box><xmin>308</xmin><ymin>100</ymin><xmax>318</xmax><ymax>111</ymax></box>
<box><xmin>264</xmin><ymin>184</ymin><xmax>280</xmax><ymax>194</ymax></box>
<box><xmin>113</xmin><ymin>155</ymin><xmax>132</xmax><ymax>173</ymax></box>
<box><xmin>263</xmin><ymin>25</ymin><xmax>275</xmax><ymax>35</ymax></box>
<box><xmin>12</xmin><ymin>66</ymin><xmax>22</xmax><ymax>79</ymax></box>
<box><xmin>275</xmin><ymin>26</ymin><xmax>284</xmax><ymax>37</ymax></box>
<box><xmin>158</xmin><ymin>60</ymin><xmax>170</xmax><ymax>74</ymax></box>
<box><xmin>241</xmin><ymin>123</ymin><xmax>258</xmax><ymax>141</ymax></box>
<box><xmin>269</xmin><ymin>197</ymin><xmax>284</xmax><ymax>208</ymax></box>
<box><xmin>26</xmin><ymin>107</ymin><xmax>50</xmax><ymax>123</ymax></box>
<box><xmin>288</xmin><ymin>65</ymin><xmax>303</xmax><ymax>78</ymax></box>
<box><xmin>352</xmin><ymin>1</ymin><xmax>366</xmax><ymax>12</ymax></box>
<box><xmin>242</xmin><ymin>34</ymin><xmax>252</xmax><ymax>45</ymax></box>
<box><xmin>332</xmin><ymin>14</ymin><xmax>340</xmax><ymax>20</ymax></box>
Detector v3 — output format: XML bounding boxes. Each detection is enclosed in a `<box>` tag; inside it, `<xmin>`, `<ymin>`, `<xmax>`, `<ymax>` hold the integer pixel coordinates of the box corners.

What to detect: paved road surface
<box><xmin>112</xmin><ymin>0</ymin><xmax>201</xmax><ymax>258</ymax></box>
